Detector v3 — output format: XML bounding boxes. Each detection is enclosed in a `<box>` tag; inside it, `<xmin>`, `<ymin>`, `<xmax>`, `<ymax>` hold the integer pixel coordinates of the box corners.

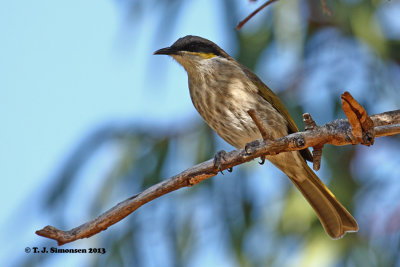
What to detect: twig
<box><xmin>320</xmin><ymin>0</ymin><xmax>332</xmax><ymax>15</ymax></box>
<box><xmin>247</xmin><ymin>109</ymin><xmax>273</xmax><ymax>140</ymax></box>
<box><xmin>236</xmin><ymin>0</ymin><xmax>278</xmax><ymax>30</ymax></box>
<box><xmin>303</xmin><ymin>113</ymin><xmax>323</xmax><ymax>171</ymax></box>
<box><xmin>247</xmin><ymin>109</ymin><xmax>273</xmax><ymax>164</ymax></box>
<box><xmin>36</xmin><ymin>100</ymin><xmax>400</xmax><ymax>246</ymax></box>
<box><xmin>375</xmin><ymin>123</ymin><xmax>400</xmax><ymax>137</ymax></box>
<box><xmin>303</xmin><ymin>113</ymin><xmax>318</xmax><ymax>131</ymax></box>
<box><xmin>341</xmin><ymin>92</ymin><xmax>375</xmax><ymax>145</ymax></box>
<box><xmin>301</xmin><ymin>92</ymin><xmax>377</xmax><ymax>171</ymax></box>
<box><xmin>237</xmin><ymin>0</ymin><xmax>332</xmax><ymax>30</ymax></box>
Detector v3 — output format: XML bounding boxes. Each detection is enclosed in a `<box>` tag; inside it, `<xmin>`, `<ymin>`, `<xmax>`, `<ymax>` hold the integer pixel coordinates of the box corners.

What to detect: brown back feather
<box><xmin>241</xmin><ymin>64</ymin><xmax>313</xmax><ymax>162</ymax></box>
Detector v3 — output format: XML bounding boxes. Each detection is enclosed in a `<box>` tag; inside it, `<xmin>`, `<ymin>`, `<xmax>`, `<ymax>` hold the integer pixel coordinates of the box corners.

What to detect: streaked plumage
<box><xmin>155</xmin><ymin>35</ymin><xmax>358</xmax><ymax>239</ymax></box>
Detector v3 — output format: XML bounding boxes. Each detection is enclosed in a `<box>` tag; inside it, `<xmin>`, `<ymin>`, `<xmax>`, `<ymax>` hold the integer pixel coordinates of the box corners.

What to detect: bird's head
<box><xmin>154</xmin><ymin>35</ymin><xmax>231</xmax><ymax>71</ymax></box>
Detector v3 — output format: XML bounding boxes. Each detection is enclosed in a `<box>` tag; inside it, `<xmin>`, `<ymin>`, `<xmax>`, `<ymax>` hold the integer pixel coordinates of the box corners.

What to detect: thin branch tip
<box><xmin>320</xmin><ymin>0</ymin><xmax>332</xmax><ymax>15</ymax></box>
<box><xmin>303</xmin><ymin>113</ymin><xmax>318</xmax><ymax>131</ymax></box>
<box><xmin>341</xmin><ymin>92</ymin><xmax>375</xmax><ymax>146</ymax></box>
<box><xmin>237</xmin><ymin>0</ymin><xmax>278</xmax><ymax>30</ymax></box>
<box><xmin>36</xmin><ymin>226</ymin><xmax>70</xmax><ymax>246</ymax></box>
<box><xmin>312</xmin><ymin>147</ymin><xmax>323</xmax><ymax>171</ymax></box>
<box><xmin>238</xmin><ymin>0</ymin><xmax>331</xmax><ymax>30</ymax></box>
<box><xmin>302</xmin><ymin>112</ymin><xmax>323</xmax><ymax>170</ymax></box>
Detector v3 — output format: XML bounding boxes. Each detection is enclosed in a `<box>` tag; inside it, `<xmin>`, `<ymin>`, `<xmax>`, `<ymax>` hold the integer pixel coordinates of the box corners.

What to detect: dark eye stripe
<box><xmin>183</xmin><ymin>42</ymin><xmax>222</xmax><ymax>56</ymax></box>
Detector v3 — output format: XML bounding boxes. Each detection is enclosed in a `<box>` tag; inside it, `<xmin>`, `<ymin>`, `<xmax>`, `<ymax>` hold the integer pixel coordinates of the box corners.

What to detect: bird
<box><xmin>154</xmin><ymin>35</ymin><xmax>358</xmax><ymax>239</ymax></box>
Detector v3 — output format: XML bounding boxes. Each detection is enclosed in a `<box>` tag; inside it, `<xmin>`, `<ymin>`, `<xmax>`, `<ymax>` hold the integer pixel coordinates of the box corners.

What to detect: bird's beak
<box><xmin>153</xmin><ymin>46</ymin><xmax>178</xmax><ymax>55</ymax></box>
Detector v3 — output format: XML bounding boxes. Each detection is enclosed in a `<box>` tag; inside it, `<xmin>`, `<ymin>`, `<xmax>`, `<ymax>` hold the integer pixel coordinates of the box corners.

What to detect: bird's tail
<box><xmin>268</xmin><ymin>151</ymin><xmax>358</xmax><ymax>239</ymax></box>
<box><xmin>288</xmin><ymin>161</ymin><xmax>358</xmax><ymax>239</ymax></box>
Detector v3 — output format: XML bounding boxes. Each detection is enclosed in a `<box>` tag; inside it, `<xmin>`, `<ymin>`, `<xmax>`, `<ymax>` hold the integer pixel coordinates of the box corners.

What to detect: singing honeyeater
<box><xmin>154</xmin><ymin>35</ymin><xmax>358</xmax><ymax>239</ymax></box>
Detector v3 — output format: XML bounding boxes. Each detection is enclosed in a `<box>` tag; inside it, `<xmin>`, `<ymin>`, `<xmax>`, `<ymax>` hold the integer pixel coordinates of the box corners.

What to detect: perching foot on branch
<box><xmin>214</xmin><ymin>150</ymin><xmax>232</xmax><ymax>174</ymax></box>
<box><xmin>259</xmin><ymin>155</ymin><xmax>266</xmax><ymax>165</ymax></box>
<box><xmin>244</xmin><ymin>139</ymin><xmax>262</xmax><ymax>156</ymax></box>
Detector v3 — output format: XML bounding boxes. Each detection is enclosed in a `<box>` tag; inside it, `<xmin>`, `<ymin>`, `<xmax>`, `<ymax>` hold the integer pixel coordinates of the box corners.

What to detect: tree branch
<box><xmin>36</xmin><ymin>93</ymin><xmax>400</xmax><ymax>245</ymax></box>
<box><xmin>236</xmin><ymin>0</ymin><xmax>278</xmax><ymax>30</ymax></box>
<box><xmin>247</xmin><ymin>109</ymin><xmax>274</xmax><ymax>141</ymax></box>
<box><xmin>320</xmin><ymin>0</ymin><xmax>332</xmax><ymax>15</ymax></box>
<box><xmin>303</xmin><ymin>113</ymin><xmax>323</xmax><ymax>170</ymax></box>
<box><xmin>237</xmin><ymin>0</ymin><xmax>332</xmax><ymax>30</ymax></box>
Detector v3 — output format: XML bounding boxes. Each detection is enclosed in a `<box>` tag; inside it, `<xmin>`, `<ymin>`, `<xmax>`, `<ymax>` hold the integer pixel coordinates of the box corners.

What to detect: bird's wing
<box><xmin>242</xmin><ymin>65</ymin><xmax>313</xmax><ymax>162</ymax></box>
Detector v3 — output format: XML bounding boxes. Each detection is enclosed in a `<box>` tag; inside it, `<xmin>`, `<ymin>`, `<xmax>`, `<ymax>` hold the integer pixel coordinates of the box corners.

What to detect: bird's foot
<box><xmin>244</xmin><ymin>140</ymin><xmax>262</xmax><ymax>155</ymax></box>
<box><xmin>244</xmin><ymin>140</ymin><xmax>266</xmax><ymax>165</ymax></box>
<box><xmin>259</xmin><ymin>155</ymin><xmax>266</xmax><ymax>165</ymax></box>
<box><xmin>213</xmin><ymin>150</ymin><xmax>232</xmax><ymax>174</ymax></box>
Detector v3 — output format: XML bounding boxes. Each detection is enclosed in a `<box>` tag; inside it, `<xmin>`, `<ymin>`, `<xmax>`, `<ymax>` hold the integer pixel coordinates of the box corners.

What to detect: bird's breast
<box><xmin>188</xmin><ymin>67</ymin><xmax>288</xmax><ymax>149</ymax></box>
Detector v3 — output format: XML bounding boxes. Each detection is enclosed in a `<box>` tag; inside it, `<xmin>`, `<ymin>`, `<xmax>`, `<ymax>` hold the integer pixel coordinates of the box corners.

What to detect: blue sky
<box><xmin>1</xmin><ymin>0</ymin><xmax>138</xmax><ymax>224</ymax></box>
<box><xmin>0</xmin><ymin>0</ymin><xmax>255</xmax><ymax>265</ymax></box>
<box><xmin>0</xmin><ymin>0</ymin><xmax>211</xmax><ymax>219</ymax></box>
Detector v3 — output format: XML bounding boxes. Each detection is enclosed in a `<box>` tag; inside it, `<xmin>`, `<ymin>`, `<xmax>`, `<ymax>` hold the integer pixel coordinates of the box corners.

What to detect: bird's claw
<box><xmin>259</xmin><ymin>155</ymin><xmax>265</xmax><ymax>165</ymax></box>
<box><xmin>244</xmin><ymin>140</ymin><xmax>266</xmax><ymax>164</ymax></box>
<box><xmin>214</xmin><ymin>150</ymin><xmax>232</xmax><ymax>174</ymax></box>
<box><xmin>244</xmin><ymin>140</ymin><xmax>261</xmax><ymax>155</ymax></box>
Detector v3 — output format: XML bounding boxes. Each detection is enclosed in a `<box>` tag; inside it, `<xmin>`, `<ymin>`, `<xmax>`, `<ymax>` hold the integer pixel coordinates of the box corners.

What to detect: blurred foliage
<box><xmin>20</xmin><ymin>0</ymin><xmax>400</xmax><ymax>266</ymax></box>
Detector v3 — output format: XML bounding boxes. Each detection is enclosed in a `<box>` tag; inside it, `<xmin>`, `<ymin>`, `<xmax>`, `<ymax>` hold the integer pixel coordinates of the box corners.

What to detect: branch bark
<box><xmin>36</xmin><ymin>104</ymin><xmax>400</xmax><ymax>245</ymax></box>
